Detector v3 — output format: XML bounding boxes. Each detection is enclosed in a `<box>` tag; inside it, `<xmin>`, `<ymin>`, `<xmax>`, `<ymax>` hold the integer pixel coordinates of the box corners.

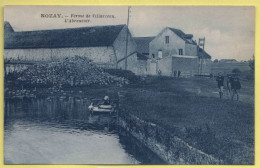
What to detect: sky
<box><xmin>4</xmin><ymin>6</ymin><xmax>255</xmax><ymax>61</ymax></box>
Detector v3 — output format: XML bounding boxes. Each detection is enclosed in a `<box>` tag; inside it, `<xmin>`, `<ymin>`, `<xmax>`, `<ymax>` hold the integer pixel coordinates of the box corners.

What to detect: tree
<box><xmin>232</xmin><ymin>68</ymin><xmax>241</xmax><ymax>74</ymax></box>
<box><xmin>213</xmin><ymin>59</ymin><xmax>218</xmax><ymax>63</ymax></box>
<box><xmin>249</xmin><ymin>54</ymin><xmax>254</xmax><ymax>70</ymax></box>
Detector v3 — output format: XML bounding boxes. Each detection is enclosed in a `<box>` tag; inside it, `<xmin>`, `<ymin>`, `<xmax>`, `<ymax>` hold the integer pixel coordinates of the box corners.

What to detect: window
<box><xmin>158</xmin><ymin>50</ymin><xmax>163</xmax><ymax>59</ymax></box>
<box><xmin>152</xmin><ymin>54</ymin><xmax>155</xmax><ymax>58</ymax></box>
<box><xmin>165</xmin><ymin>36</ymin><xmax>169</xmax><ymax>44</ymax></box>
<box><xmin>179</xmin><ymin>49</ymin><xmax>183</xmax><ymax>55</ymax></box>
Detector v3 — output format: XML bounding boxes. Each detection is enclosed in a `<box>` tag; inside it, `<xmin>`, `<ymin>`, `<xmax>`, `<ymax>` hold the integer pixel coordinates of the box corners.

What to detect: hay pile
<box><xmin>19</xmin><ymin>56</ymin><xmax>128</xmax><ymax>86</ymax></box>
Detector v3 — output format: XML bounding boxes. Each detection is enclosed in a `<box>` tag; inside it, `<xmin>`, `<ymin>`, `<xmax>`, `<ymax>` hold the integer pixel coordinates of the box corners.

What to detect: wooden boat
<box><xmin>88</xmin><ymin>99</ymin><xmax>116</xmax><ymax>114</ymax></box>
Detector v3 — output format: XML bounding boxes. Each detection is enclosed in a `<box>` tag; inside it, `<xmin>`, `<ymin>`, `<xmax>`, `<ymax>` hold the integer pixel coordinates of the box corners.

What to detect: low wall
<box><xmin>118</xmin><ymin>113</ymin><xmax>222</xmax><ymax>164</ymax></box>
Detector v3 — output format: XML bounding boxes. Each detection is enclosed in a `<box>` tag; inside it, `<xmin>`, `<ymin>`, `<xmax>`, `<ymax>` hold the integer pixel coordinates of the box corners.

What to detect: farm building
<box><xmin>134</xmin><ymin>36</ymin><xmax>155</xmax><ymax>57</ymax></box>
<box><xmin>219</xmin><ymin>59</ymin><xmax>238</xmax><ymax>63</ymax></box>
<box><xmin>4</xmin><ymin>21</ymin><xmax>146</xmax><ymax>75</ymax></box>
<box><xmin>133</xmin><ymin>37</ymin><xmax>155</xmax><ymax>75</ymax></box>
<box><xmin>143</xmin><ymin>27</ymin><xmax>211</xmax><ymax>76</ymax></box>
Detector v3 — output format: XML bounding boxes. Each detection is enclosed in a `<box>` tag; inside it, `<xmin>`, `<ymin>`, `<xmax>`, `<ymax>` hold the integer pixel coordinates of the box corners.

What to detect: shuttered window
<box><xmin>165</xmin><ymin>36</ymin><xmax>169</xmax><ymax>44</ymax></box>
<box><xmin>179</xmin><ymin>49</ymin><xmax>183</xmax><ymax>55</ymax></box>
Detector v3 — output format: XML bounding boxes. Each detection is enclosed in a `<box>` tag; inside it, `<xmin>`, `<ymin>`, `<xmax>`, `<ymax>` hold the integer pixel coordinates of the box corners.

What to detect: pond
<box><xmin>4</xmin><ymin>97</ymin><xmax>165</xmax><ymax>164</ymax></box>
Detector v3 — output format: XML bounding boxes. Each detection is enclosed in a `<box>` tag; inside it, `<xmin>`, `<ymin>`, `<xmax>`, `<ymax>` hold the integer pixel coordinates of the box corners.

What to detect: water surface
<box><xmin>4</xmin><ymin>97</ymin><xmax>164</xmax><ymax>164</ymax></box>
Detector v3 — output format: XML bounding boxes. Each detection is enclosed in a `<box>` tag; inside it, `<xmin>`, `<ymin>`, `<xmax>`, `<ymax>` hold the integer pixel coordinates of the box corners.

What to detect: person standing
<box><xmin>178</xmin><ymin>70</ymin><xmax>181</xmax><ymax>78</ymax></box>
<box><xmin>174</xmin><ymin>70</ymin><xmax>177</xmax><ymax>77</ymax></box>
<box><xmin>226</xmin><ymin>74</ymin><xmax>233</xmax><ymax>97</ymax></box>
<box><xmin>216</xmin><ymin>72</ymin><xmax>224</xmax><ymax>99</ymax></box>
<box><xmin>231</xmin><ymin>76</ymin><xmax>241</xmax><ymax>101</ymax></box>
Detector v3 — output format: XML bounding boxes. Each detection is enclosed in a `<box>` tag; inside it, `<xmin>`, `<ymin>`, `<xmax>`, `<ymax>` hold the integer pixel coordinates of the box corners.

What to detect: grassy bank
<box><xmin>118</xmin><ymin>76</ymin><xmax>254</xmax><ymax>164</ymax></box>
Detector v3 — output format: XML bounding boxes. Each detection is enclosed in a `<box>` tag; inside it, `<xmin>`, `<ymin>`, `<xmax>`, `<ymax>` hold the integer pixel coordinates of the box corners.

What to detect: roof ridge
<box><xmin>167</xmin><ymin>27</ymin><xmax>196</xmax><ymax>45</ymax></box>
<box><xmin>12</xmin><ymin>24</ymin><xmax>126</xmax><ymax>33</ymax></box>
<box><xmin>133</xmin><ymin>36</ymin><xmax>155</xmax><ymax>38</ymax></box>
<box><xmin>5</xmin><ymin>24</ymin><xmax>126</xmax><ymax>49</ymax></box>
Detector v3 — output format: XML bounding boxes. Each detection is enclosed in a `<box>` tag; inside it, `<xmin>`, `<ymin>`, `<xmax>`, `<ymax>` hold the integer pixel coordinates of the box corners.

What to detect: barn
<box><xmin>4</xmin><ymin>21</ymin><xmax>145</xmax><ymax>75</ymax></box>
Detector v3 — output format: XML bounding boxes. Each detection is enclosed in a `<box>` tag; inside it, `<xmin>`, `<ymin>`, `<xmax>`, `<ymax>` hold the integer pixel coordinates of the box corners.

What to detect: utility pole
<box><xmin>198</xmin><ymin>37</ymin><xmax>205</xmax><ymax>74</ymax></box>
<box><xmin>125</xmin><ymin>6</ymin><xmax>131</xmax><ymax>70</ymax></box>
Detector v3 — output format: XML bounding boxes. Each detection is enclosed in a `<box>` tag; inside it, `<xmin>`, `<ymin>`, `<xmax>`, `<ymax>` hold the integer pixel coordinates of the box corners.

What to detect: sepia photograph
<box><xmin>4</xmin><ymin>6</ymin><xmax>254</xmax><ymax>165</ymax></box>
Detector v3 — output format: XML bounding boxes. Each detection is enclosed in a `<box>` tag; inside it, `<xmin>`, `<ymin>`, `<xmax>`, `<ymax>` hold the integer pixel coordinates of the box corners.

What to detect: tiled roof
<box><xmin>4</xmin><ymin>23</ymin><xmax>125</xmax><ymax>49</ymax></box>
<box><xmin>133</xmin><ymin>36</ymin><xmax>155</xmax><ymax>54</ymax></box>
<box><xmin>168</xmin><ymin>27</ymin><xmax>197</xmax><ymax>45</ymax></box>
<box><xmin>197</xmin><ymin>47</ymin><xmax>211</xmax><ymax>59</ymax></box>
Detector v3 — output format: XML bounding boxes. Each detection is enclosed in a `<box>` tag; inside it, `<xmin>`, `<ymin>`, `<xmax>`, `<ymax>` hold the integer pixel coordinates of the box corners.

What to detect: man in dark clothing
<box><xmin>174</xmin><ymin>70</ymin><xmax>177</xmax><ymax>77</ymax></box>
<box><xmin>216</xmin><ymin>72</ymin><xmax>224</xmax><ymax>99</ymax></box>
<box><xmin>103</xmin><ymin>96</ymin><xmax>110</xmax><ymax>105</ymax></box>
<box><xmin>178</xmin><ymin>70</ymin><xmax>181</xmax><ymax>78</ymax></box>
<box><xmin>231</xmin><ymin>76</ymin><xmax>241</xmax><ymax>101</ymax></box>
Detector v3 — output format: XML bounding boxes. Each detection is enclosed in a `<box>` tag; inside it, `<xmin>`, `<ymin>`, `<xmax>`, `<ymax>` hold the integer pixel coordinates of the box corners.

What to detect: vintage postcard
<box><xmin>3</xmin><ymin>6</ymin><xmax>254</xmax><ymax>165</ymax></box>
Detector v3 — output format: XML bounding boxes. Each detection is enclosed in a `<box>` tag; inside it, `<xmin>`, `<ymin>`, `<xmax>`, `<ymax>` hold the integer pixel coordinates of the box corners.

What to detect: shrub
<box><xmin>104</xmin><ymin>69</ymin><xmax>140</xmax><ymax>83</ymax></box>
<box><xmin>232</xmin><ymin>68</ymin><xmax>241</xmax><ymax>74</ymax></box>
<box><xmin>249</xmin><ymin>60</ymin><xmax>254</xmax><ymax>70</ymax></box>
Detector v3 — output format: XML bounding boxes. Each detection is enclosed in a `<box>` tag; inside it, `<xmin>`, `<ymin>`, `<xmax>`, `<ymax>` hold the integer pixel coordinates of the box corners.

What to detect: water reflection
<box><xmin>4</xmin><ymin>97</ymin><xmax>164</xmax><ymax>164</ymax></box>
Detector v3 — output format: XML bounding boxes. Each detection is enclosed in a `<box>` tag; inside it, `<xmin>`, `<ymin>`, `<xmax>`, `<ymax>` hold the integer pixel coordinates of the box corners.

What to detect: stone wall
<box><xmin>118</xmin><ymin>113</ymin><xmax>222</xmax><ymax>164</ymax></box>
<box><xmin>157</xmin><ymin>56</ymin><xmax>172</xmax><ymax>76</ymax></box>
<box><xmin>172</xmin><ymin>56</ymin><xmax>199</xmax><ymax>77</ymax></box>
<box><xmin>147</xmin><ymin>60</ymin><xmax>157</xmax><ymax>75</ymax></box>
<box><xmin>151</xmin><ymin>56</ymin><xmax>199</xmax><ymax>77</ymax></box>
<box><xmin>185</xmin><ymin>43</ymin><xmax>197</xmax><ymax>56</ymax></box>
<box><xmin>137</xmin><ymin>59</ymin><xmax>148</xmax><ymax>75</ymax></box>
<box><xmin>4</xmin><ymin>46</ymin><xmax>116</xmax><ymax>67</ymax></box>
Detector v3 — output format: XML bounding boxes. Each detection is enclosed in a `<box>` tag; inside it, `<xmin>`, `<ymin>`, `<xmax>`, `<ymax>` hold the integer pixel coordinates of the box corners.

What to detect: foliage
<box><xmin>249</xmin><ymin>58</ymin><xmax>254</xmax><ymax>70</ymax></box>
<box><xmin>104</xmin><ymin>69</ymin><xmax>140</xmax><ymax>83</ymax></box>
<box><xmin>232</xmin><ymin>68</ymin><xmax>241</xmax><ymax>74</ymax></box>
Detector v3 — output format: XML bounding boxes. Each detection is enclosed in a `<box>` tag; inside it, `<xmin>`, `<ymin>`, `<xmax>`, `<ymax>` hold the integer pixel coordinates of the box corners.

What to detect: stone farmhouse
<box><xmin>4</xmin><ymin>22</ymin><xmax>145</xmax><ymax>75</ymax></box>
<box><xmin>135</xmin><ymin>27</ymin><xmax>212</xmax><ymax>76</ymax></box>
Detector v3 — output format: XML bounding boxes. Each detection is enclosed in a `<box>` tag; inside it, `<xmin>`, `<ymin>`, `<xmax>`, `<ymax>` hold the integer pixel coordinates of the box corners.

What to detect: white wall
<box><xmin>149</xmin><ymin>28</ymin><xmax>185</xmax><ymax>59</ymax></box>
<box><xmin>147</xmin><ymin>60</ymin><xmax>157</xmax><ymax>75</ymax></box>
<box><xmin>185</xmin><ymin>43</ymin><xmax>197</xmax><ymax>56</ymax></box>
<box><xmin>172</xmin><ymin>56</ymin><xmax>199</xmax><ymax>76</ymax></box>
<box><xmin>157</xmin><ymin>56</ymin><xmax>172</xmax><ymax>76</ymax></box>
<box><xmin>4</xmin><ymin>46</ymin><xmax>116</xmax><ymax>66</ymax></box>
